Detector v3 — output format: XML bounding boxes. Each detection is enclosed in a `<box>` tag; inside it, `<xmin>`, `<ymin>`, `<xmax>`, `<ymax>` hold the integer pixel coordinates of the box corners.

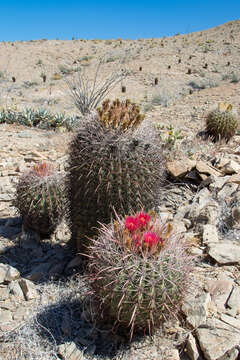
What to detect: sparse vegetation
<box><xmin>65</xmin><ymin>58</ymin><xmax>126</xmax><ymax>115</ymax></box>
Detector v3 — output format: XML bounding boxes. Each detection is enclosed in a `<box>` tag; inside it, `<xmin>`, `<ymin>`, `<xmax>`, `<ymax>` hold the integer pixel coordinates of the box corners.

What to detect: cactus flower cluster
<box><xmin>117</xmin><ymin>212</ymin><xmax>172</xmax><ymax>255</ymax></box>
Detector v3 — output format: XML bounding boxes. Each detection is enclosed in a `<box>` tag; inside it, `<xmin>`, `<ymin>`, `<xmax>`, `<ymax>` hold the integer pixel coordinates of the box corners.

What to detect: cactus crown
<box><xmin>32</xmin><ymin>163</ymin><xmax>55</xmax><ymax>178</ymax></box>
<box><xmin>97</xmin><ymin>98</ymin><xmax>144</xmax><ymax>132</ymax></box>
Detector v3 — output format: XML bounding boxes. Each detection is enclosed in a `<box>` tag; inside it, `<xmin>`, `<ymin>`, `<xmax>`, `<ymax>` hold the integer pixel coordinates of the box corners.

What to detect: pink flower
<box><xmin>143</xmin><ymin>232</ymin><xmax>160</xmax><ymax>247</ymax></box>
<box><xmin>125</xmin><ymin>216</ymin><xmax>140</xmax><ymax>232</ymax></box>
<box><xmin>136</xmin><ymin>212</ymin><xmax>151</xmax><ymax>228</ymax></box>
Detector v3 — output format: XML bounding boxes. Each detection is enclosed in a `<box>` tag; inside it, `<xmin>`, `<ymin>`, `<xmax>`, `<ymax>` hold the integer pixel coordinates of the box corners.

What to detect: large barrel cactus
<box><xmin>68</xmin><ymin>104</ymin><xmax>165</xmax><ymax>252</ymax></box>
<box><xmin>86</xmin><ymin>212</ymin><xmax>194</xmax><ymax>338</ymax></box>
<box><xmin>13</xmin><ymin>163</ymin><xmax>66</xmax><ymax>238</ymax></box>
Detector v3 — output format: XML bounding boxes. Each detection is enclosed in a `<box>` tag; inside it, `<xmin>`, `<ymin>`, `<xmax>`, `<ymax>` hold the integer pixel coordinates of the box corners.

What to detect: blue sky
<box><xmin>0</xmin><ymin>0</ymin><xmax>239</xmax><ymax>41</ymax></box>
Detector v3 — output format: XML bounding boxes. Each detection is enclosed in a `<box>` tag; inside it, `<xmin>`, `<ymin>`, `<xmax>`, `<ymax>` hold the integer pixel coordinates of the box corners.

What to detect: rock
<box><xmin>58</xmin><ymin>342</ymin><xmax>85</xmax><ymax>360</ymax></box>
<box><xmin>182</xmin><ymin>292</ymin><xmax>211</xmax><ymax>328</ymax></box>
<box><xmin>0</xmin><ymin>193</ymin><xmax>12</xmax><ymax>201</ymax></box>
<box><xmin>209</xmin><ymin>176</ymin><xmax>230</xmax><ymax>191</ymax></box>
<box><xmin>8</xmin><ymin>281</ymin><xmax>25</xmax><ymax>300</ymax></box>
<box><xmin>0</xmin><ymin>286</ymin><xmax>10</xmax><ymax>300</ymax></box>
<box><xmin>218</xmin><ymin>348</ymin><xmax>239</xmax><ymax>360</ymax></box>
<box><xmin>0</xmin><ymin>264</ymin><xmax>20</xmax><ymax>283</ymax></box>
<box><xmin>166</xmin><ymin>159</ymin><xmax>196</xmax><ymax>178</ymax></box>
<box><xmin>218</xmin><ymin>183</ymin><xmax>239</xmax><ymax>200</ymax></box>
<box><xmin>202</xmin><ymin>224</ymin><xmax>219</xmax><ymax>245</ymax></box>
<box><xmin>164</xmin><ymin>349</ymin><xmax>180</xmax><ymax>360</ymax></box>
<box><xmin>18</xmin><ymin>279</ymin><xmax>39</xmax><ymax>300</ymax></box>
<box><xmin>208</xmin><ymin>243</ymin><xmax>240</xmax><ymax>265</ymax></box>
<box><xmin>227</xmin><ymin>286</ymin><xmax>240</xmax><ymax>315</ymax></box>
<box><xmin>196</xmin><ymin>161</ymin><xmax>222</xmax><ymax>177</ymax></box>
<box><xmin>227</xmin><ymin>173</ymin><xmax>240</xmax><ymax>185</ymax></box>
<box><xmin>220</xmin><ymin>313</ymin><xmax>240</xmax><ymax>329</ymax></box>
<box><xmin>196</xmin><ymin>318</ymin><xmax>240</xmax><ymax>360</ymax></box>
<box><xmin>205</xmin><ymin>275</ymin><xmax>233</xmax><ymax>312</ymax></box>
<box><xmin>0</xmin><ymin>308</ymin><xmax>12</xmax><ymax>323</ymax></box>
<box><xmin>222</xmin><ymin>160</ymin><xmax>240</xmax><ymax>175</ymax></box>
<box><xmin>186</xmin><ymin>333</ymin><xmax>199</xmax><ymax>360</ymax></box>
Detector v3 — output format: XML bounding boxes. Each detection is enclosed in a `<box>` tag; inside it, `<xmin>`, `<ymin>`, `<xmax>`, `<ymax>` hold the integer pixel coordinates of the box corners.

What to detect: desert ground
<box><xmin>0</xmin><ymin>20</ymin><xmax>240</xmax><ymax>359</ymax></box>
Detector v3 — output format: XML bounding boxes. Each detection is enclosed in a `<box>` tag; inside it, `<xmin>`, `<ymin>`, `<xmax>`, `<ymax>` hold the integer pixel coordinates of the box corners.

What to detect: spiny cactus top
<box><xmin>97</xmin><ymin>98</ymin><xmax>144</xmax><ymax>132</ymax></box>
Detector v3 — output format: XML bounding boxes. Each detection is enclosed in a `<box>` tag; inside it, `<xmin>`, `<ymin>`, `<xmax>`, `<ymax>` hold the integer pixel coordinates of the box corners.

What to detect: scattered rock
<box><xmin>182</xmin><ymin>292</ymin><xmax>211</xmax><ymax>328</ymax></box>
<box><xmin>205</xmin><ymin>275</ymin><xmax>233</xmax><ymax>312</ymax></box>
<box><xmin>186</xmin><ymin>333</ymin><xmax>200</xmax><ymax>360</ymax></box>
<box><xmin>58</xmin><ymin>342</ymin><xmax>85</xmax><ymax>360</ymax></box>
<box><xmin>208</xmin><ymin>243</ymin><xmax>240</xmax><ymax>265</ymax></box>
<box><xmin>221</xmin><ymin>160</ymin><xmax>240</xmax><ymax>175</ymax></box>
<box><xmin>18</xmin><ymin>279</ymin><xmax>39</xmax><ymax>301</ymax></box>
<box><xmin>166</xmin><ymin>159</ymin><xmax>196</xmax><ymax>178</ymax></box>
<box><xmin>227</xmin><ymin>286</ymin><xmax>240</xmax><ymax>315</ymax></box>
<box><xmin>196</xmin><ymin>318</ymin><xmax>240</xmax><ymax>360</ymax></box>
<box><xmin>0</xmin><ymin>264</ymin><xmax>20</xmax><ymax>283</ymax></box>
<box><xmin>202</xmin><ymin>224</ymin><xmax>219</xmax><ymax>245</ymax></box>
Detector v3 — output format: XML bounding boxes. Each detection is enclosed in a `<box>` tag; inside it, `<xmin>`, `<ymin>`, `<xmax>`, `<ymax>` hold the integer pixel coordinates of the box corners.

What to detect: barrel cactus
<box><xmin>13</xmin><ymin>163</ymin><xmax>66</xmax><ymax>238</ymax></box>
<box><xmin>205</xmin><ymin>103</ymin><xmax>239</xmax><ymax>142</ymax></box>
<box><xmin>86</xmin><ymin>211</ymin><xmax>194</xmax><ymax>339</ymax></box>
<box><xmin>68</xmin><ymin>111</ymin><xmax>165</xmax><ymax>252</ymax></box>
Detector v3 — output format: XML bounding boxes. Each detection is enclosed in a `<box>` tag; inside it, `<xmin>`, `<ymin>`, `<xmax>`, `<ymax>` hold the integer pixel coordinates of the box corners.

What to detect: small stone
<box><xmin>205</xmin><ymin>275</ymin><xmax>233</xmax><ymax>312</ymax></box>
<box><xmin>227</xmin><ymin>286</ymin><xmax>240</xmax><ymax>315</ymax></box>
<box><xmin>222</xmin><ymin>160</ymin><xmax>240</xmax><ymax>175</ymax></box>
<box><xmin>221</xmin><ymin>313</ymin><xmax>240</xmax><ymax>329</ymax></box>
<box><xmin>18</xmin><ymin>279</ymin><xmax>39</xmax><ymax>301</ymax></box>
<box><xmin>208</xmin><ymin>243</ymin><xmax>240</xmax><ymax>265</ymax></box>
<box><xmin>182</xmin><ymin>292</ymin><xmax>211</xmax><ymax>328</ymax></box>
<box><xmin>58</xmin><ymin>342</ymin><xmax>85</xmax><ymax>360</ymax></box>
<box><xmin>196</xmin><ymin>318</ymin><xmax>240</xmax><ymax>360</ymax></box>
<box><xmin>209</xmin><ymin>176</ymin><xmax>230</xmax><ymax>191</ymax></box>
<box><xmin>218</xmin><ymin>348</ymin><xmax>239</xmax><ymax>360</ymax></box>
<box><xmin>186</xmin><ymin>333</ymin><xmax>199</xmax><ymax>360</ymax></box>
<box><xmin>202</xmin><ymin>224</ymin><xmax>219</xmax><ymax>245</ymax></box>
<box><xmin>0</xmin><ymin>264</ymin><xmax>20</xmax><ymax>283</ymax></box>
<box><xmin>8</xmin><ymin>281</ymin><xmax>25</xmax><ymax>300</ymax></box>
<box><xmin>218</xmin><ymin>183</ymin><xmax>238</xmax><ymax>199</ymax></box>
<box><xmin>196</xmin><ymin>161</ymin><xmax>222</xmax><ymax>177</ymax></box>
<box><xmin>166</xmin><ymin>159</ymin><xmax>196</xmax><ymax>178</ymax></box>
<box><xmin>0</xmin><ymin>308</ymin><xmax>12</xmax><ymax>323</ymax></box>
<box><xmin>0</xmin><ymin>286</ymin><xmax>10</xmax><ymax>300</ymax></box>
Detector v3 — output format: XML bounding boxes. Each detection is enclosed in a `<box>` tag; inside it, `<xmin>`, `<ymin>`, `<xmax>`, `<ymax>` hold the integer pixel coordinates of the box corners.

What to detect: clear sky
<box><xmin>0</xmin><ymin>0</ymin><xmax>239</xmax><ymax>41</ymax></box>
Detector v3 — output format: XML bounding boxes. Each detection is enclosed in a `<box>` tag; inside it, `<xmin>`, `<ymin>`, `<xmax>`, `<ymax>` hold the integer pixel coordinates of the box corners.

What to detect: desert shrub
<box><xmin>86</xmin><ymin>211</ymin><xmax>194</xmax><ymax>339</ymax></box>
<box><xmin>65</xmin><ymin>58</ymin><xmax>126</xmax><ymax>115</ymax></box>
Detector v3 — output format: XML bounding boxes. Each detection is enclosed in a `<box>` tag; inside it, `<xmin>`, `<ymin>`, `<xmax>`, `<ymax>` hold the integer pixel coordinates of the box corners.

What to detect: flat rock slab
<box><xmin>208</xmin><ymin>243</ymin><xmax>240</xmax><ymax>264</ymax></box>
<box><xmin>58</xmin><ymin>342</ymin><xmax>85</xmax><ymax>360</ymax></box>
<box><xmin>196</xmin><ymin>318</ymin><xmax>240</xmax><ymax>360</ymax></box>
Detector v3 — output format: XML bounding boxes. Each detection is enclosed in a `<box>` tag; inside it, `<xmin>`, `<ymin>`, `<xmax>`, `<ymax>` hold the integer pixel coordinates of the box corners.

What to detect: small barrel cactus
<box><xmin>13</xmin><ymin>163</ymin><xmax>66</xmax><ymax>238</ymax></box>
<box><xmin>86</xmin><ymin>211</ymin><xmax>194</xmax><ymax>339</ymax></box>
<box><xmin>206</xmin><ymin>103</ymin><xmax>239</xmax><ymax>142</ymax></box>
<box><xmin>97</xmin><ymin>98</ymin><xmax>144</xmax><ymax>132</ymax></box>
<box><xmin>68</xmin><ymin>114</ymin><xmax>165</xmax><ymax>252</ymax></box>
